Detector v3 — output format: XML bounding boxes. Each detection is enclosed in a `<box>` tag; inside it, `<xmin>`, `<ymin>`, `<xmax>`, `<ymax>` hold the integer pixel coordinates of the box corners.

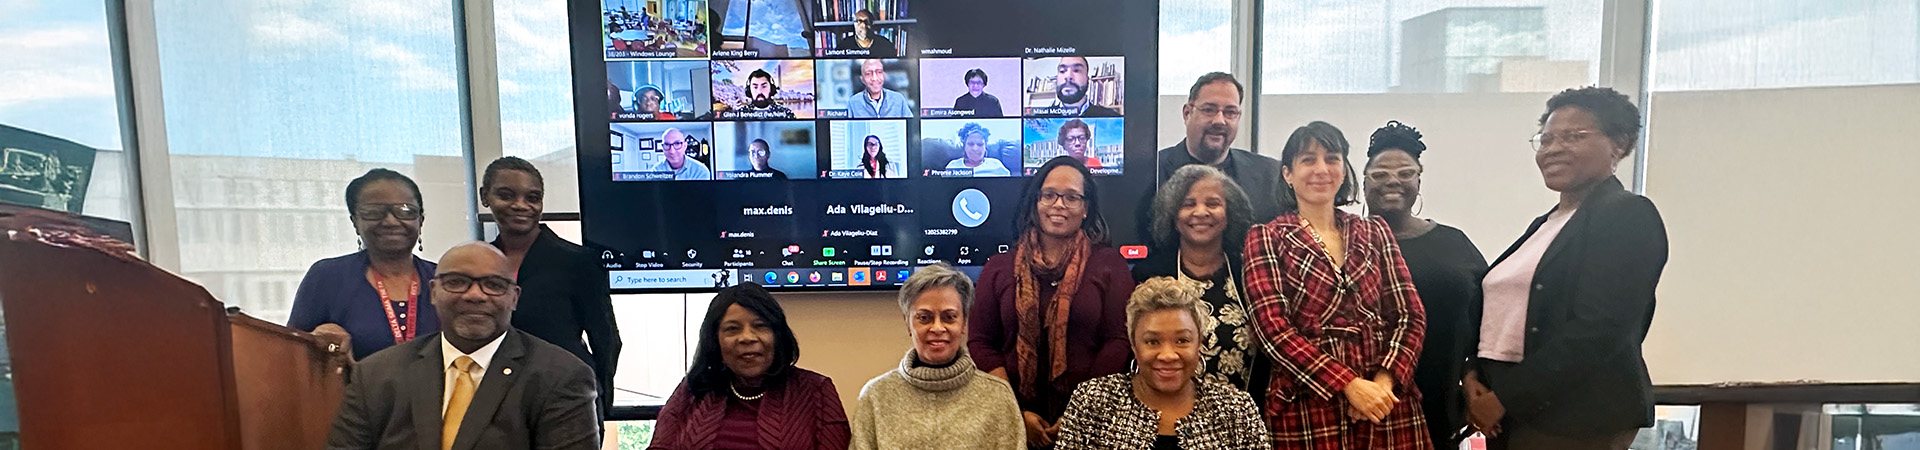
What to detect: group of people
<box><xmin>306</xmin><ymin>70</ymin><xmax>1666</xmax><ymax>450</ymax></box>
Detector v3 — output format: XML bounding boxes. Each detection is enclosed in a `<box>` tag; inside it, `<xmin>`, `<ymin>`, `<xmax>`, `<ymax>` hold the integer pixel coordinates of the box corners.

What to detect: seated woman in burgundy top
<box><xmin>968</xmin><ymin>156</ymin><xmax>1136</xmax><ymax>448</ymax></box>
<box><xmin>649</xmin><ymin>282</ymin><xmax>850</xmax><ymax>450</ymax></box>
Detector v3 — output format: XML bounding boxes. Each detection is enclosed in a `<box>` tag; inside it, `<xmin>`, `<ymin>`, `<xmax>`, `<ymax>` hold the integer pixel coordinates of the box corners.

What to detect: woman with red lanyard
<box><xmin>289</xmin><ymin>168</ymin><xmax>441</xmax><ymax>360</ymax></box>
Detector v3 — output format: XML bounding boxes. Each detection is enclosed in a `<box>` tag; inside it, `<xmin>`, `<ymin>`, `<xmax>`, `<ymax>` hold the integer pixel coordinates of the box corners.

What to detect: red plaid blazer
<box><xmin>1243</xmin><ymin>211</ymin><xmax>1427</xmax><ymax>404</ymax></box>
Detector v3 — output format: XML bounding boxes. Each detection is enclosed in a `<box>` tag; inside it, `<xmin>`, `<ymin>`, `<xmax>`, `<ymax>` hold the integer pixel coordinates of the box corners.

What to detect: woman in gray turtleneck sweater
<box><xmin>852</xmin><ymin>263</ymin><xmax>1025</xmax><ymax>450</ymax></box>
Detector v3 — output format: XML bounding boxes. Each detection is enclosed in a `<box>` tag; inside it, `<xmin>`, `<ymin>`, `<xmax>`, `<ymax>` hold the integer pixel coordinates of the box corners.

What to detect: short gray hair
<box><xmin>897</xmin><ymin>262</ymin><xmax>975</xmax><ymax>317</ymax></box>
<box><xmin>1126</xmin><ymin>277</ymin><xmax>1207</xmax><ymax>338</ymax></box>
<box><xmin>1150</xmin><ymin>164</ymin><xmax>1255</xmax><ymax>250</ymax></box>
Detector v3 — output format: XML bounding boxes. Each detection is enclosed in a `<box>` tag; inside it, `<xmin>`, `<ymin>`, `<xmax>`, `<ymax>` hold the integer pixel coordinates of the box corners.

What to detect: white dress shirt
<box><xmin>441</xmin><ymin>332</ymin><xmax>508</xmax><ymax>415</ymax></box>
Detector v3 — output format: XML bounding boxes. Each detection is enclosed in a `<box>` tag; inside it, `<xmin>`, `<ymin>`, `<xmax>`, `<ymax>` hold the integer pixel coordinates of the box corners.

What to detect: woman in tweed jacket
<box><xmin>1055</xmin><ymin>277</ymin><xmax>1270</xmax><ymax>450</ymax></box>
<box><xmin>1244</xmin><ymin>122</ymin><xmax>1430</xmax><ymax>450</ymax></box>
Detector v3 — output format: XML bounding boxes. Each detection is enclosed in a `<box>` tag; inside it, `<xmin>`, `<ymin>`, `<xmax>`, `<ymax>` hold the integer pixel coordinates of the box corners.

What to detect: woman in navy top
<box><xmin>288</xmin><ymin>168</ymin><xmax>441</xmax><ymax>360</ymax></box>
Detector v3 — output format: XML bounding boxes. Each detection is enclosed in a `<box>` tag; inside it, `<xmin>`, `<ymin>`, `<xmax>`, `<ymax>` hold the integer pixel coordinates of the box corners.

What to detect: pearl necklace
<box><xmin>731</xmin><ymin>383</ymin><xmax>764</xmax><ymax>401</ymax></box>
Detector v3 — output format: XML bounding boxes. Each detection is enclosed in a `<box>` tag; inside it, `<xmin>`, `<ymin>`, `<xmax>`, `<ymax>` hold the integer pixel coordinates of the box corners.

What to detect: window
<box><xmin>154</xmin><ymin>0</ymin><xmax>470</xmax><ymax>325</ymax></box>
<box><xmin>1650</xmin><ymin>0</ymin><xmax>1920</xmax><ymax>91</ymax></box>
<box><xmin>495</xmin><ymin>0</ymin><xmax>581</xmax><ymax>213</ymax></box>
<box><xmin>1160</xmin><ymin>0</ymin><xmax>1234</xmax><ymax>94</ymax></box>
<box><xmin>1261</xmin><ymin>0</ymin><xmax>1601</xmax><ymax>94</ymax></box>
<box><xmin>0</xmin><ymin>2</ymin><xmax>136</xmax><ymax>222</ymax></box>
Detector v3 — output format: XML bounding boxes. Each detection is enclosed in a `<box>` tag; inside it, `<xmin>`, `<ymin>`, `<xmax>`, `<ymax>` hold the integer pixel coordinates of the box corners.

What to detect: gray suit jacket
<box><xmin>325</xmin><ymin>329</ymin><xmax>601</xmax><ymax>450</ymax></box>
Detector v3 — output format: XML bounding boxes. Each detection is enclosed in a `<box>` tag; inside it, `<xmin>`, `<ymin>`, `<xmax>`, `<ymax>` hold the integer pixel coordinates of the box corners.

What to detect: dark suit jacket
<box><xmin>324</xmin><ymin>330</ymin><xmax>601</xmax><ymax>450</ymax></box>
<box><xmin>496</xmin><ymin>225</ymin><xmax>621</xmax><ymax>419</ymax></box>
<box><xmin>1469</xmin><ymin>176</ymin><xmax>1667</xmax><ymax>435</ymax></box>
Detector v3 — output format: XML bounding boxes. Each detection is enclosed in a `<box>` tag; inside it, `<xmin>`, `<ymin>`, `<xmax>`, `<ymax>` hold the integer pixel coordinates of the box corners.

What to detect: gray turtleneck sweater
<box><xmin>851</xmin><ymin>347</ymin><xmax>1026</xmax><ymax>450</ymax></box>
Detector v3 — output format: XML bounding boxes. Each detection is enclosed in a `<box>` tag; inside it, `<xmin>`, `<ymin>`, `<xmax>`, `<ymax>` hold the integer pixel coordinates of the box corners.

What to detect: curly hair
<box><xmin>1056</xmin><ymin>119</ymin><xmax>1092</xmax><ymax>146</ymax></box>
<box><xmin>958</xmin><ymin>122</ymin><xmax>990</xmax><ymax>141</ymax></box>
<box><xmin>1366</xmin><ymin>120</ymin><xmax>1425</xmax><ymax>161</ymax></box>
<box><xmin>897</xmin><ymin>262</ymin><xmax>975</xmax><ymax>318</ymax></box>
<box><xmin>1150</xmin><ymin>165</ymin><xmax>1254</xmax><ymax>254</ymax></box>
<box><xmin>1126</xmin><ymin>276</ymin><xmax>1208</xmax><ymax>338</ymax></box>
<box><xmin>1540</xmin><ymin>86</ymin><xmax>1643</xmax><ymax>156</ymax></box>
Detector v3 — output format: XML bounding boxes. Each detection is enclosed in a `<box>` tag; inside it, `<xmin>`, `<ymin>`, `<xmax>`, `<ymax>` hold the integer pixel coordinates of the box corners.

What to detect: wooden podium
<box><xmin>0</xmin><ymin>235</ymin><xmax>346</xmax><ymax>450</ymax></box>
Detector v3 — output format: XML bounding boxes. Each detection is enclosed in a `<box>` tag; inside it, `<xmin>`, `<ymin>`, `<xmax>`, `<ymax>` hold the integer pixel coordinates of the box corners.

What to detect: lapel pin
<box><xmin>503</xmin><ymin>368</ymin><xmax>513</xmax><ymax>376</ymax></box>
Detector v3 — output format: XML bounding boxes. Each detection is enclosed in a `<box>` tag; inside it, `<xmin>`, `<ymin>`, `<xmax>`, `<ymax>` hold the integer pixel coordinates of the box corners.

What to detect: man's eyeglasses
<box><xmin>354</xmin><ymin>203</ymin><xmax>422</xmax><ymax>221</ymax></box>
<box><xmin>1191</xmin><ymin>104</ymin><xmax>1242</xmax><ymax>120</ymax></box>
<box><xmin>436</xmin><ymin>273</ymin><xmax>515</xmax><ymax>296</ymax></box>
<box><xmin>663</xmin><ymin>139</ymin><xmax>688</xmax><ymax>149</ymax></box>
<box><xmin>1039</xmin><ymin>191</ymin><xmax>1085</xmax><ymax>207</ymax></box>
<box><xmin>1365</xmin><ymin>168</ymin><xmax>1421</xmax><ymax>183</ymax></box>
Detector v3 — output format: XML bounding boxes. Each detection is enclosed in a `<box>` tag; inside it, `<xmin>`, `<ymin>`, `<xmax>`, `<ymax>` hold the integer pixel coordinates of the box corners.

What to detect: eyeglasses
<box><xmin>1364</xmin><ymin>168</ymin><xmax>1421</xmax><ymax>183</ymax></box>
<box><xmin>1191</xmin><ymin>104</ymin><xmax>1242</xmax><ymax>120</ymax></box>
<box><xmin>1039</xmin><ymin>191</ymin><xmax>1085</xmax><ymax>207</ymax></box>
<box><xmin>663</xmin><ymin>139</ymin><xmax>688</xmax><ymax>149</ymax></box>
<box><xmin>1530</xmin><ymin>129</ymin><xmax>1599</xmax><ymax>152</ymax></box>
<box><xmin>354</xmin><ymin>203</ymin><xmax>422</xmax><ymax>221</ymax></box>
<box><xmin>1064</xmin><ymin>134</ymin><xmax>1091</xmax><ymax>144</ymax></box>
<box><xmin>436</xmin><ymin>273</ymin><xmax>515</xmax><ymax>296</ymax></box>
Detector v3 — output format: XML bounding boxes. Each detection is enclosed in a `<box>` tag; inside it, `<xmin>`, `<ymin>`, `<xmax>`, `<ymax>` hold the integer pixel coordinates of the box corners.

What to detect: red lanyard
<box><xmin>371</xmin><ymin>268</ymin><xmax>420</xmax><ymax>344</ymax></box>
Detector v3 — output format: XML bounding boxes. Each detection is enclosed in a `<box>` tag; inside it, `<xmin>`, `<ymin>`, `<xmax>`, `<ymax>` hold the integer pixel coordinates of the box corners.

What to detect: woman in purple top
<box><xmin>287</xmin><ymin>169</ymin><xmax>440</xmax><ymax>360</ymax></box>
<box><xmin>969</xmin><ymin>156</ymin><xmax>1136</xmax><ymax>449</ymax></box>
<box><xmin>650</xmin><ymin>282</ymin><xmax>850</xmax><ymax>450</ymax></box>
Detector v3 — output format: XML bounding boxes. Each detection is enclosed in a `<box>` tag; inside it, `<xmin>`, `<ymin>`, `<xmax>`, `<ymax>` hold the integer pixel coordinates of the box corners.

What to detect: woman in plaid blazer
<box><xmin>1243</xmin><ymin>122</ymin><xmax>1431</xmax><ymax>450</ymax></box>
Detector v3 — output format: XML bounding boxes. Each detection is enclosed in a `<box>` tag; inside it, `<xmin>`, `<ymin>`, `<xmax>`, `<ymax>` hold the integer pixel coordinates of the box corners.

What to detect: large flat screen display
<box><xmin>572</xmin><ymin>0</ymin><xmax>1158</xmax><ymax>292</ymax></box>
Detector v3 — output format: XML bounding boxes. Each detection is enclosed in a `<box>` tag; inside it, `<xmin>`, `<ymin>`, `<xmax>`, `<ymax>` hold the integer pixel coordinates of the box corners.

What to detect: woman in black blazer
<box><xmin>482</xmin><ymin>157</ymin><xmax>622</xmax><ymax>420</ymax></box>
<box><xmin>1464</xmin><ymin>87</ymin><xmax>1668</xmax><ymax>450</ymax></box>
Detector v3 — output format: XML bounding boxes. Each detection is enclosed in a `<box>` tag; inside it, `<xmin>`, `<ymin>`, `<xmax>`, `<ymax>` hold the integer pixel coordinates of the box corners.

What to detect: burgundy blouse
<box><xmin>966</xmin><ymin>245</ymin><xmax>1136</xmax><ymax>421</ymax></box>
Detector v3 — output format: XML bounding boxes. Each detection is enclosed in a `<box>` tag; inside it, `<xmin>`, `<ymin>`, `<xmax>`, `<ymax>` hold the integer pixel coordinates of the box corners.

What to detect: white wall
<box><xmin>1642</xmin><ymin>83</ymin><xmax>1920</xmax><ymax>385</ymax></box>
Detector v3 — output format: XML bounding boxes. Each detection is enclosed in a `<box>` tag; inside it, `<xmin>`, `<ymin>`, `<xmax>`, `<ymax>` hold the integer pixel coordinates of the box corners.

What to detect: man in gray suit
<box><xmin>325</xmin><ymin>242</ymin><xmax>600</xmax><ymax>450</ymax></box>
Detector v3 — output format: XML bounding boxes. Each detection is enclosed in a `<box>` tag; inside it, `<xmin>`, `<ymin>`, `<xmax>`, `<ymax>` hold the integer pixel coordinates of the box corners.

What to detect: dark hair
<box><xmin>1366</xmin><ymin>120</ymin><xmax>1426</xmax><ymax>162</ymax></box>
<box><xmin>748</xmin><ymin>69</ymin><xmax>777</xmax><ymax>90</ymax></box>
<box><xmin>1056</xmin><ymin>119</ymin><xmax>1091</xmax><ymax>146</ymax></box>
<box><xmin>861</xmin><ymin>135</ymin><xmax>890</xmax><ymax>177</ymax></box>
<box><xmin>344</xmin><ymin>168</ymin><xmax>422</xmax><ymax>212</ymax></box>
<box><xmin>1018</xmin><ymin>156</ymin><xmax>1111</xmax><ymax>246</ymax></box>
<box><xmin>1151</xmin><ymin>165</ymin><xmax>1253</xmax><ymax>254</ymax></box>
<box><xmin>964</xmin><ymin>68</ymin><xmax>988</xmax><ymax>85</ymax></box>
<box><xmin>1187</xmin><ymin>72</ymin><xmax>1244</xmax><ymax>103</ymax></box>
<box><xmin>480</xmin><ymin>156</ymin><xmax>543</xmax><ymax>197</ymax></box>
<box><xmin>1540</xmin><ymin>86</ymin><xmax>1642</xmax><ymax>156</ymax></box>
<box><xmin>958</xmin><ymin>122</ymin><xmax>990</xmax><ymax>141</ymax></box>
<box><xmin>750</xmin><ymin>138</ymin><xmax>770</xmax><ymax>151</ymax></box>
<box><xmin>1277</xmin><ymin>121</ymin><xmax>1359</xmax><ymax>211</ymax></box>
<box><xmin>854</xmin><ymin>9</ymin><xmax>874</xmax><ymax>21</ymax></box>
<box><xmin>685</xmin><ymin>283</ymin><xmax>801</xmax><ymax>396</ymax></box>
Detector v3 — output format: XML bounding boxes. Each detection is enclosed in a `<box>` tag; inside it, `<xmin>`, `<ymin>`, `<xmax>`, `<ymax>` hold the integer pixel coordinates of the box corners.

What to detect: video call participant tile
<box><xmin>824</xmin><ymin>120</ymin><xmax>908</xmax><ymax>180</ymax></box>
<box><xmin>712</xmin><ymin>0</ymin><xmax>814</xmax><ymax>59</ymax></box>
<box><xmin>1021</xmin><ymin>56</ymin><xmax>1124</xmax><ymax>118</ymax></box>
<box><xmin>918</xmin><ymin>57</ymin><xmax>1018</xmax><ymax>119</ymax></box>
<box><xmin>812</xmin><ymin>0</ymin><xmax>912</xmax><ymax>58</ymax></box>
<box><xmin>1022</xmin><ymin>117</ymin><xmax>1124</xmax><ymax>176</ymax></box>
<box><xmin>921</xmin><ymin>119</ymin><xmax>1020</xmax><ymax>179</ymax></box>
<box><xmin>602</xmin><ymin>0</ymin><xmax>713</xmax><ymax>59</ymax></box>
<box><xmin>607</xmin><ymin>60</ymin><xmax>713</xmax><ymax>121</ymax></box>
<box><xmin>611</xmin><ymin>122</ymin><xmax>716</xmax><ymax>181</ymax></box>
<box><xmin>906</xmin><ymin>0</ymin><xmax>1022</xmax><ymax>58</ymax></box>
<box><xmin>816</xmin><ymin>58</ymin><xmax>915</xmax><ymax>119</ymax></box>
<box><xmin>712</xmin><ymin>121</ymin><xmax>818</xmax><ymax>181</ymax></box>
<box><xmin>711</xmin><ymin>59</ymin><xmax>817</xmax><ymax>120</ymax></box>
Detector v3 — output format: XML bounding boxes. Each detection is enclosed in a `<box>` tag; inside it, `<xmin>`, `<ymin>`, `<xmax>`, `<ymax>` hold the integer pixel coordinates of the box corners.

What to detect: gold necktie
<box><xmin>442</xmin><ymin>356</ymin><xmax>477</xmax><ymax>450</ymax></box>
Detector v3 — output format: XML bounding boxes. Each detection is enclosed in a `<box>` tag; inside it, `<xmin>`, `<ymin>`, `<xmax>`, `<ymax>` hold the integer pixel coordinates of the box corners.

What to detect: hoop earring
<box><xmin>1414</xmin><ymin>196</ymin><xmax>1424</xmax><ymax>216</ymax></box>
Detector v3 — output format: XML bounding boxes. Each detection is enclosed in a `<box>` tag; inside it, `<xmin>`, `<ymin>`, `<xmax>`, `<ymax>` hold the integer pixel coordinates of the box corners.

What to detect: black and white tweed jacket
<box><xmin>1055</xmin><ymin>373</ymin><xmax>1272</xmax><ymax>450</ymax></box>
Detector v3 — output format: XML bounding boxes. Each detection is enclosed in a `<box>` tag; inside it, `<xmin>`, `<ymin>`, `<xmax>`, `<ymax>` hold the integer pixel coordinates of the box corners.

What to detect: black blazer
<box><xmin>1470</xmin><ymin>176</ymin><xmax>1668</xmax><ymax>435</ymax></box>
<box><xmin>324</xmin><ymin>329</ymin><xmax>600</xmax><ymax>450</ymax></box>
<box><xmin>497</xmin><ymin>225</ymin><xmax>622</xmax><ymax>419</ymax></box>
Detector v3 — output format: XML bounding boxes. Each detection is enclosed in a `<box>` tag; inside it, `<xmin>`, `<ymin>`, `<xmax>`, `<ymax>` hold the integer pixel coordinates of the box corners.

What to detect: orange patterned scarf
<box><xmin>1011</xmin><ymin>229</ymin><xmax>1089</xmax><ymax>398</ymax></box>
